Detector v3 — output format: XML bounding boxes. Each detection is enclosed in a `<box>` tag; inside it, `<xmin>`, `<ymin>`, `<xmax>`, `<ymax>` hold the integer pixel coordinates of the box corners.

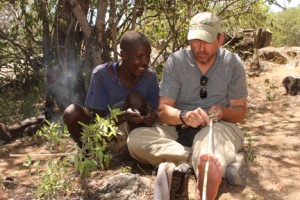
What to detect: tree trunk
<box><xmin>0</xmin><ymin>114</ymin><xmax>45</xmax><ymax>143</ymax></box>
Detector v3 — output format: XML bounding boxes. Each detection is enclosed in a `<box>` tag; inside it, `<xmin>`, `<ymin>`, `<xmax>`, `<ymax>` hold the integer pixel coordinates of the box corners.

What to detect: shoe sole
<box><xmin>170</xmin><ymin>163</ymin><xmax>192</xmax><ymax>200</ymax></box>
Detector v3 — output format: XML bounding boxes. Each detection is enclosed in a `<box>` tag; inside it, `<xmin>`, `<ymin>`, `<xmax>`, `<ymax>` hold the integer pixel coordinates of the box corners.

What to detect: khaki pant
<box><xmin>127</xmin><ymin>121</ymin><xmax>243</xmax><ymax>177</ymax></box>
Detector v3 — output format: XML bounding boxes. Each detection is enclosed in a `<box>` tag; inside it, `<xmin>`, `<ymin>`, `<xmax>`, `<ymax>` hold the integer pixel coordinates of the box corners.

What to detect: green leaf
<box><xmin>23</xmin><ymin>155</ymin><xmax>32</xmax><ymax>167</ymax></box>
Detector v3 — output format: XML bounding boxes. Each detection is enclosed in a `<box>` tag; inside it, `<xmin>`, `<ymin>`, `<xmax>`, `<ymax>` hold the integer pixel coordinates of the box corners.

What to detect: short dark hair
<box><xmin>120</xmin><ymin>31</ymin><xmax>151</xmax><ymax>52</ymax></box>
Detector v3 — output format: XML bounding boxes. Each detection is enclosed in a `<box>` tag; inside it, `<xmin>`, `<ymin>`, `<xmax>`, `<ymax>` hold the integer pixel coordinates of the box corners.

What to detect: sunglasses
<box><xmin>200</xmin><ymin>75</ymin><xmax>208</xmax><ymax>98</ymax></box>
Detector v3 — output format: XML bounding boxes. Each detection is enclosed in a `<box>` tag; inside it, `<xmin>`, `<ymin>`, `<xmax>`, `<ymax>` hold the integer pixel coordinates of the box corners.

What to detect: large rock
<box><xmin>255</xmin><ymin>28</ymin><xmax>272</xmax><ymax>49</ymax></box>
<box><xmin>224</xmin><ymin>28</ymin><xmax>272</xmax><ymax>60</ymax></box>
<box><xmin>89</xmin><ymin>173</ymin><xmax>151</xmax><ymax>200</ymax></box>
<box><xmin>258</xmin><ymin>46</ymin><xmax>300</xmax><ymax>65</ymax></box>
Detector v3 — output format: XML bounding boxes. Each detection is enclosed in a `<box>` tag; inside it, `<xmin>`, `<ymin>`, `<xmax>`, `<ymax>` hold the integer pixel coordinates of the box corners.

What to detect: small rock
<box><xmin>3</xmin><ymin>177</ymin><xmax>16</xmax><ymax>189</ymax></box>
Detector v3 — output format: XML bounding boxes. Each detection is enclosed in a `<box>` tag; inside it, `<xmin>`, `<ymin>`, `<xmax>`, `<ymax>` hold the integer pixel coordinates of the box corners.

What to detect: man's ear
<box><xmin>218</xmin><ymin>33</ymin><xmax>225</xmax><ymax>47</ymax></box>
<box><xmin>121</xmin><ymin>49</ymin><xmax>127</xmax><ymax>60</ymax></box>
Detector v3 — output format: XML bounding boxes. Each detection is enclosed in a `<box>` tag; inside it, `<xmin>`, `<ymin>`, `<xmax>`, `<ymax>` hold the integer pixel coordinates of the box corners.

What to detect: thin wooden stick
<box><xmin>202</xmin><ymin>156</ymin><xmax>210</xmax><ymax>200</ymax></box>
<box><xmin>9</xmin><ymin>152</ymin><xmax>77</xmax><ymax>157</ymax></box>
<box><xmin>202</xmin><ymin>120</ymin><xmax>213</xmax><ymax>200</ymax></box>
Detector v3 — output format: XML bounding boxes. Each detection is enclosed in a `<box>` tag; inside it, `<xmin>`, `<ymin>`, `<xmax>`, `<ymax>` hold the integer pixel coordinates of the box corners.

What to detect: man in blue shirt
<box><xmin>63</xmin><ymin>31</ymin><xmax>159</xmax><ymax>152</ymax></box>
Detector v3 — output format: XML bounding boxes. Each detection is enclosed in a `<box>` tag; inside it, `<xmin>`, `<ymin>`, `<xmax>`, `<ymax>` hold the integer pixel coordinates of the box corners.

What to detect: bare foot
<box><xmin>195</xmin><ymin>154</ymin><xmax>222</xmax><ymax>200</ymax></box>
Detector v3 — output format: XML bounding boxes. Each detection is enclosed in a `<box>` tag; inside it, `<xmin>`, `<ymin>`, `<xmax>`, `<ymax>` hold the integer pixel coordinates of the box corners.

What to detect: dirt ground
<box><xmin>0</xmin><ymin>50</ymin><xmax>300</xmax><ymax>200</ymax></box>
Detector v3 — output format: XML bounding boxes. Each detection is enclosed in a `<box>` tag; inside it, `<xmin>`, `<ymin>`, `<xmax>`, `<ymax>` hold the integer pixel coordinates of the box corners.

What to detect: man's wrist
<box><xmin>120</xmin><ymin>111</ymin><xmax>127</xmax><ymax>122</ymax></box>
<box><xmin>179</xmin><ymin>110</ymin><xmax>188</xmax><ymax>125</ymax></box>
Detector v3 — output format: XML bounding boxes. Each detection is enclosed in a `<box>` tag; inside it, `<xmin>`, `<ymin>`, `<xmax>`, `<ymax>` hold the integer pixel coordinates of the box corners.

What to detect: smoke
<box><xmin>45</xmin><ymin>61</ymin><xmax>86</xmax><ymax>121</ymax></box>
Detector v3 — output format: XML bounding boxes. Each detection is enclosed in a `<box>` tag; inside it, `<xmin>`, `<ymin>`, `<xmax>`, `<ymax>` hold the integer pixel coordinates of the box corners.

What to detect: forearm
<box><xmin>158</xmin><ymin>95</ymin><xmax>210</xmax><ymax>127</ymax></box>
<box><xmin>220</xmin><ymin>105</ymin><xmax>246</xmax><ymax>123</ymax></box>
<box><xmin>209</xmin><ymin>97</ymin><xmax>247</xmax><ymax>123</ymax></box>
<box><xmin>158</xmin><ymin>104</ymin><xmax>182</xmax><ymax>125</ymax></box>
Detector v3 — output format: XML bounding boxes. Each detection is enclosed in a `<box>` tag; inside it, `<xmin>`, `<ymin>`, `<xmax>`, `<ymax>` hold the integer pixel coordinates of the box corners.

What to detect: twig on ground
<box><xmin>9</xmin><ymin>152</ymin><xmax>76</xmax><ymax>157</ymax></box>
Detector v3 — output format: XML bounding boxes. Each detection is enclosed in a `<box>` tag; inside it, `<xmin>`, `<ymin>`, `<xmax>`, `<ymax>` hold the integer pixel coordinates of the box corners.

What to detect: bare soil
<box><xmin>0</xmin><ymin>55</ymin><xmax>300</xmax><ymax>200</ymax></box>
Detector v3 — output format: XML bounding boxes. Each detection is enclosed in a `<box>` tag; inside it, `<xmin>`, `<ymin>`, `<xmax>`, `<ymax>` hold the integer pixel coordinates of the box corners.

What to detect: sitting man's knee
<box><xmin>63</xmin><ymin>104</ymin><xmax>86</xmax><ymax>124</ymax></box>
<box><xmin>63</xmin><ymin>104</ymin><xmax>76</xmax><ymax>120</ymax></box>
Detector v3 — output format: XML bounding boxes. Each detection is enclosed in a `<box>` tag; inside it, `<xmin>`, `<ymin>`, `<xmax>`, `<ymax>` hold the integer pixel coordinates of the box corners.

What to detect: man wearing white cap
<box><xmin>128</xmin><ymin>12</ymin><xmax>247</xmax><ymax>200</ymax></box>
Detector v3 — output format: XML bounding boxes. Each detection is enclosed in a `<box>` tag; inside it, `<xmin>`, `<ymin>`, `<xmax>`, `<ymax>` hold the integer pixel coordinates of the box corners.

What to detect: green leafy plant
<box><xmin>32</xmin><ymin>107</ymin><xmax>122</xmax><ymax>198</ymax></box>
<box><xmin>266</xmin><ymin>83</ymin><xmax>279</xmax><ymax>101</ymax></box>
<box><xmin>35</xmin><ymin>120</ymin><xmax>70</xmax><ymax>151</ymax></box>
<box><xmin>266</xmin><ymin>91</ymin><xmax>275</xmax><ymax>101</ymax></box>
<box><xmin>250</xmin><ymin>193</ymin><xmax>263</xmax><ymax>200</ymax></box>
<box><xmin>23</xmin><ymin>155</ymin><xmax>33</xmax><ymax>167</ymax></box>
<box><xmin>74</xmin><ymin>107</ymin><xmax>123</xmax><ymax>177</ymax></box>
<box><xmin>23</xmin><ymin>155</ymin><xmax>42</xmax><ymax>174</ymax></box>
<box><xmin>269</xmin><ymin>83</ymin><xmax>279</xmax><ymax>90</ymax></box>
<box><xmin>244</xmin><ymin>131</ymin><xmax>258</xmax><ymax>163</ymax></box>
<box><xmin>121</xmin><ymin>166</ymin><xmax>132</xmax><ymax>173</ymax></box>
<box><xmin>246</xmin><ymin>137</ymin><xmax>257</xmax><ymax>162</ymax></box>
<box><xmin>36</xmin><ymin>158</ymin><xmax>73</xmax><ymax>199</ymax></box>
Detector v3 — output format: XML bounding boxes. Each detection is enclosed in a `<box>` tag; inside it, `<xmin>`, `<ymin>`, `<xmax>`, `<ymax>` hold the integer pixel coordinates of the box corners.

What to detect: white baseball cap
<box><xmin>187</xmin><ymin>12</ymin><xmax>222</xmax><ymax>43</ymax></box>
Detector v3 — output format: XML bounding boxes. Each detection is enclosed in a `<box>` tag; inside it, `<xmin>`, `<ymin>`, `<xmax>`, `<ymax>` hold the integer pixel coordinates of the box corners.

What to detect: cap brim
<box><xmin>187</xmin><ymin>30</ymin><xmax>216</xmax><ymax>43</ymax></box>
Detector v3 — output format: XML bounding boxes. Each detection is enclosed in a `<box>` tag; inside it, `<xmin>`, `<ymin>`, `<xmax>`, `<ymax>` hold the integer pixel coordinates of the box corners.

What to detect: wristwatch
<box><xmin>179</xmin><ymin>110</ymin><xmax>188</xmax><ymax>125</ymax></box>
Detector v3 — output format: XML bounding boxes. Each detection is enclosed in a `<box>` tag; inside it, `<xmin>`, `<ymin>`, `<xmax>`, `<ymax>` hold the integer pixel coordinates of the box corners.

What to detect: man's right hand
<box><xmin>142</xmin><ymin>109</ymin><xmax>157</xmax><ymax>126</ymax></box>
<box><xmin>183</xmin><ymin>108</ymin><xmax>210</xmax><ymax>128</ymax></box>
<box><xmin>125</xmin><ymin>108</ymin><xmax>143</xmax><ymax>124</ymax></box>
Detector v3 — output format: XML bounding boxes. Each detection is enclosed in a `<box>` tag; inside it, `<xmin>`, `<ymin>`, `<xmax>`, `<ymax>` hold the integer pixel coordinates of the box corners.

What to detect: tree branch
<box><xmin>68</xmin><ymin>0</ymin><xmax>91</xmax><ymax>39</ymax></box>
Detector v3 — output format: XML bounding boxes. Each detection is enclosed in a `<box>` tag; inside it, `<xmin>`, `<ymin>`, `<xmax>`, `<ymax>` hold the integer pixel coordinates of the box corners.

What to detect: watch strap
<box><xmin>179</xmin><ymin>110</ymin><xmax>188</xmax><ymax>125</ymax></box>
